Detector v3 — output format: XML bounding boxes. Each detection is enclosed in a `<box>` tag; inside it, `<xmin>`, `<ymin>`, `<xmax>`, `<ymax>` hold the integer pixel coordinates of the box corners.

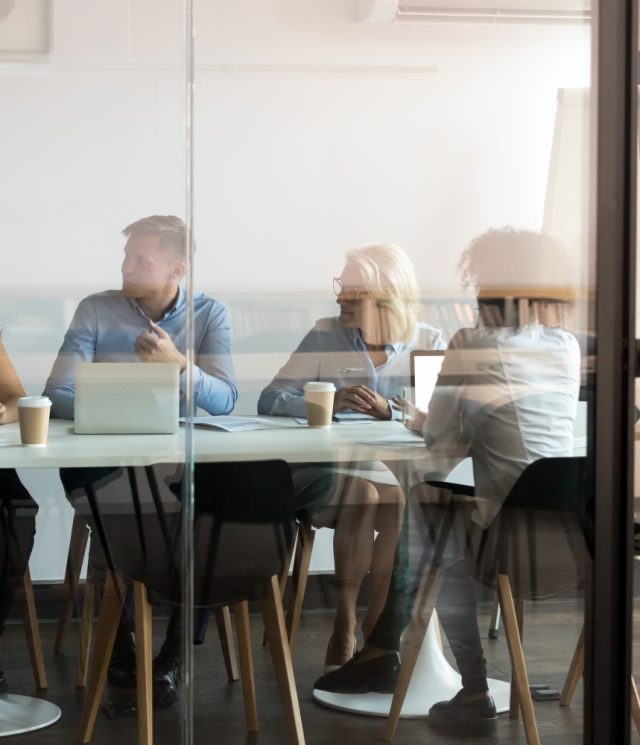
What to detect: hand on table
<box><xmin>0</xmin><ymin>402</ymin><xmax>6</xmax><ymax>424</ymax></box>
<box><xmin>391</xmin><ymin>395</ymin><xmax>427</xmax><ymax>433</ymax></box>
<box><xmin>334</xmin><ymin>385</ymin><xmax>392</xmax><ymax>420</ymax></box>
<box><xmin>135</xmin><ymin>322</ymin><xmax>186</xmax><ymax>372</ymax></box>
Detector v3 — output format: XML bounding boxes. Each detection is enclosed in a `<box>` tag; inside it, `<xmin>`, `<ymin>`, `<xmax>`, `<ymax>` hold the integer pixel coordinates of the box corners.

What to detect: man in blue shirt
<box><xmin>45</xmin><ymin>215</ymin><xmax>237</xmax><ymax>708</ymax></box>
<box><xmin>45</xmin><ymin>215</ymin><xmax>237</xmax><ymax>418</ymax></box>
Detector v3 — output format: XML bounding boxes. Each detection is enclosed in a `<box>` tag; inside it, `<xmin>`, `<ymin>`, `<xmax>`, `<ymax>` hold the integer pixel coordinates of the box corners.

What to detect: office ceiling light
<box><xmin>359</xmin><ymin>0</ymin><xmax>590</xmax><ymax>23</ymax></box>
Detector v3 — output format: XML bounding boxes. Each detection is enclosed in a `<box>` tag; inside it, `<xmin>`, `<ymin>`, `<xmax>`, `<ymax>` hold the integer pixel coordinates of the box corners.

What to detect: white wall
<box><xmin>0</xmin><ymin>0</ymin><xmax>590</xmax><ymax>297</ymax></box>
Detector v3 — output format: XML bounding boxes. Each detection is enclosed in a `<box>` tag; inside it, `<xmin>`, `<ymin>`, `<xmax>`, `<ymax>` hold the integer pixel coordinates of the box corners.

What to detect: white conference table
<box><xmin>0</xmin><ymin>418</ymin><xmax>424</xmax><ymax>468</ymax></box>
<box><xmin>0</xmin><ymin>417</ymin><xmax>510</xmax><ymax>722</ymax></box>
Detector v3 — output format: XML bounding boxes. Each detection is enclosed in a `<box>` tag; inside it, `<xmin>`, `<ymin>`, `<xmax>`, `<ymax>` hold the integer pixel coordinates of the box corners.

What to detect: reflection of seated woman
<box><xmin>258</xmin><ymin>243</ymin><xmax>445</xmax><ymax>670</ymax></box>
<box><xmin>315</xmin><ymin>229</ymin><xmax>581</xmax><ymax>734</ymax></box>
<box><xmin>0</xmin><ymin>331</ymin><xmax>39</xmax><ymax>693</ymax></box>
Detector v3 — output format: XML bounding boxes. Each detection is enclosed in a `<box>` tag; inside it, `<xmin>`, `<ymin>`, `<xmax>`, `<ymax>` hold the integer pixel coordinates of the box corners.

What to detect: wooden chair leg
<box><xmin>262</xmin><ymin>574</ymin><xmax>305</xmax><ymax>745</ymax></box>
<box><xmin>55</xmin><ymin>514</ymin><xmax>90</xmax><ymax>653</ymax></box>
<box><xmin>631</xmin><ymin>676</ymin><xmax>640</xmax><ymax>734</ymax></box>
<box><xmin>559</xmin><ymin>625</ymin><xmax>638</xmax><ymax>737</ymax></box>
<box><xmin>235</xmin><ymin>600</ymin><xmax>258</xmax><ymax>732</ymax></box>
<box><xmin>383</xmin><ymin>566</ymin><xmax>443</xmax><ymax>742</ymax></box>
<box><xmin>21</xmin><ymin>567</ymin><xmax>47</xmax><ymax>689</ymax></box>
<box><xmin>76</xmin><ymin>566</ymin><xmax>96</xmax><ymax>688</ymax></box>
<box><xmin>286</xmin><ymin>519</ymin><xmax>315</xmax><ymax>650</ymax></box>
<box><xmin>133</xmin><ymin>581</ymin><xmax>153</xmax><ymax>745</ymax></box>
<box><xmin>214</xmin><ymin>606</ymin><xmax>239</xmax><ymax>682</ymax></box>
<box><xmin>497</xmin><ymin>574</ymin><xmax>540</xmax><ymax>745</ymax></box>
<box><xmin>79</xmin><ymin>571</ymin><xmax>125</xmax><ymax>744</ymax></box>
<box><xmin>263</xmin><ymin>526</ymin><xmax>299</xmax><ymax>648</ymax></box>
<box><xmin>560</xmin><ymin>625</ymin><xmax>584</xmax><ymax>706</ymax></box>
<box><xmin>509</xmin><ymin>597</ymin><xmax>525</xmax><ymax>719</ymax></box>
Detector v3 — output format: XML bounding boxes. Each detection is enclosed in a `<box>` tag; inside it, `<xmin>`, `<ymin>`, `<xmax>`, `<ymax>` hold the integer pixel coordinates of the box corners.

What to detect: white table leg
<box><xmin>0</xmin><ymin>694</ymin><xmax>61</xmax><ymax>736</ymax></box>
<box><xmin>313</xmin><ymin>614</ymin><xmax>511</xmax><ymax>717</ymax></box>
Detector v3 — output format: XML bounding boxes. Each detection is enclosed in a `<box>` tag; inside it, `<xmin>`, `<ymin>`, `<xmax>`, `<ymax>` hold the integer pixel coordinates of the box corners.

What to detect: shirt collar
<box><xmin>128</xmin><ymin>287</ymin><xmax>186</xmax><ymax>322</ymax></box>
<box><xmin>350</xmin><ymin>326</ymin><xmax>401</xmax><ymax>355</ymax></box>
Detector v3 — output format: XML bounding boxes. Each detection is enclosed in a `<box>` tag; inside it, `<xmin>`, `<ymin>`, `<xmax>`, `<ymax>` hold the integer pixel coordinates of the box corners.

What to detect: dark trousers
<box><xmin>367</xmin><ymin>493</ymin><xmax>489</xmax><ymax>694</ymax></box>
<box><xmin>118</xmin><ymin>593</ymin><xmax>209</xmax><ymax>657</ymax></box>
<box><xmin>0</xmin><ymin>469</ymin><xmax>38</xmax><ymax>634</ymax></box>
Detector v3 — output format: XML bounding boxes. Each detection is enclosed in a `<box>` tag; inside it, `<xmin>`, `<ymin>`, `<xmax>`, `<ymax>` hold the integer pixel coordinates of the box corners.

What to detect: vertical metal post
<box><xmin>181</xmin><ymin>0</ymin><xmax>196</xmax><ymax>743</ymax></box>
<box><xmin>589</xmin><ymin>0</ymin><xmax>637</xmax><ymax>742</ymax></box>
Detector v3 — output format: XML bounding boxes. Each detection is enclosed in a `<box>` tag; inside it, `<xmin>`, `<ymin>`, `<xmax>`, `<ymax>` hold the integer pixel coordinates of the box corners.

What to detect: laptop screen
<box><xmin>410</xmin><ymin>350</ymin><xmax>445</xmax><ymax>412</ymax></box>
<box><xmin>74</xmin><ymin>362</ymin><xmax>180</xmax><ymax>434</ymax></box>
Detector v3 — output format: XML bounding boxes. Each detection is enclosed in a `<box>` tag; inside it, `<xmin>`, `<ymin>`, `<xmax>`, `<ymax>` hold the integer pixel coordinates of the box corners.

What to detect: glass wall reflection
<box><xmin>195</xmin><ymin>2</ymin><xmax>592</xmax><ymax>744</ymax></box>
<box><xmin>0</xmin><ymin>0</ymin><xmax>193</xmax><ymax>742</ymax></box>
<box><xmin>0</xmin><ymin>1</ymin><xmax>595</xmax><ymax>743</ymax></box>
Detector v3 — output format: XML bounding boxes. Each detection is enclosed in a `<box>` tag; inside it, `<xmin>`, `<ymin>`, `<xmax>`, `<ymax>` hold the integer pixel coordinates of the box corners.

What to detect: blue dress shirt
<box><xmin>257</xmin><ymin>316</ymin><xmax>446</xmax><ymax>419</ymax></box>
<box><xmin>44</xmin><ymin>288</ymin><xmax>237</xmax><ymax>419</ymax></box>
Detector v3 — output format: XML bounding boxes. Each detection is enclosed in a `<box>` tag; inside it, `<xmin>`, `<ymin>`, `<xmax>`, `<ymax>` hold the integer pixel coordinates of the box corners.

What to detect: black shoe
<box><xmin>429</xmin><ymin>689</ymin><xmax>497</xmax><ymax>737</ymax></box>
<box><xmin>153</xmin><ymin>654</ymin><xmax>181</xmax><ymax>708</ymax></box>
<box><xmin>313</xmin><ymin>651</ymin><xmax>400</xmax><ymax>694</ymax></box>
<box><xmin>107</xmin><ymin>633</ymin><xmax>137</xmax><ymax>688</ymax></box>
<box><xmin>0</xmin><ymin>670</ymin><xmax>8</xmax><ymax>695</ymax></box>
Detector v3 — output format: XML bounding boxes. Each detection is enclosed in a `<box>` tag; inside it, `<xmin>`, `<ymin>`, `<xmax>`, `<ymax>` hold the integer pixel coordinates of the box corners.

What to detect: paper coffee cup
<box><xmin>17</xmin><ymin>396</ymin><xmax>52</xmax><ymax>446</ymax></box>
<box><xmin>303</xmin><ymin>382</ymin><xmax>336</xmax><ymax>428</ymax></box>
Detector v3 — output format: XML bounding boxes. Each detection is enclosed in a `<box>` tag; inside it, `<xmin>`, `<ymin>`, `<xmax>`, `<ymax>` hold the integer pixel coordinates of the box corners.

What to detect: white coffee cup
<box><xmin>17</xmin><ymin>396</ymin><xmax>52</xmax><ymax>446</ymax></box>
<box><xmin>303</xmin><ymin>382</ymin><xmax>336</xmax><ymax>428</ymax></box>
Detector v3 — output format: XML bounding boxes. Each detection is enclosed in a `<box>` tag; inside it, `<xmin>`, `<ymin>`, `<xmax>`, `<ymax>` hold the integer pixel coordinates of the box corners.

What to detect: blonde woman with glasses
<box><xmin>258</xmin><ymin>243</ymin><xmax>445</xmax><ymax>672</ymax></box>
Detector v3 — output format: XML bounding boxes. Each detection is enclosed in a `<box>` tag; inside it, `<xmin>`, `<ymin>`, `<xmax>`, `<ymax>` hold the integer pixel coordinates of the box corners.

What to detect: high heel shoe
<box><xmin>323</xmin><ymin>644</ymin><xmax>357</xmax><ymax>674</ymax></box>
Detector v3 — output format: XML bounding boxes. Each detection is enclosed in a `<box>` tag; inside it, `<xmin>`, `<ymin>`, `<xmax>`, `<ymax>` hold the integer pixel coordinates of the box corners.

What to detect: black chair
<box><xmin>57</xmin><ymin>467</ymin><xmax>123</xmax><ymax>687</ymax></box>
<box><xmin>59</xmin><ymin>466</ymin><xmax>241</xmax><ymax>689</ymax></box>
<box><xmin>0</xmin><ymin>469</ymin><xmax>45</xmax><ymax>689</ymax></box>
<box><xmin>384</xmin><ymin>456</ymin><xmax>590</xmax><ymax>745</ymax></box>
<box><xmin>78</xmin><ymin>460</ymin><xmax>304</xmax><ymax>745</ymax></box>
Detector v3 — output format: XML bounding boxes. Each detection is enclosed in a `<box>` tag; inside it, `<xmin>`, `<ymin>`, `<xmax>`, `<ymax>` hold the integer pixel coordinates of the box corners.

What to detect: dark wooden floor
<box><xmin>1</xmin><ymin>594</ymin><xmax>619</xmax><ymax>745</ymax></box>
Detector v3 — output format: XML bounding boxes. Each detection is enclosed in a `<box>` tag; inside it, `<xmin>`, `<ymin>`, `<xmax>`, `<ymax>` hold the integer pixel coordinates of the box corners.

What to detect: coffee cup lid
<box><xmin>18</xmin><ymin>396</ymin><xmax>52</xmax><ymax>408</ymax></box>
<box><xmin>303</xmin><ymin>382</ymin><xmax>336</xmax><ymax>393</ymax></box>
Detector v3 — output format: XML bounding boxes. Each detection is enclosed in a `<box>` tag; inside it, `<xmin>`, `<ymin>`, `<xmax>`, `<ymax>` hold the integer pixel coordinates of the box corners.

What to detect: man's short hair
<box><xmin>122</xmin><ymin>215</ymin><xmax>186</xmax><ymax>260</ymax></box>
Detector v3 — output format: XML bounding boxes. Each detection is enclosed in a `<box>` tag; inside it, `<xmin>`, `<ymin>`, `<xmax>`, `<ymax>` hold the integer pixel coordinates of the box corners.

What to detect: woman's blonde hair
<box><xmin>345</xmin><ymin>243</ymin><xmax>420</xmax><ymax>342</ymax></box>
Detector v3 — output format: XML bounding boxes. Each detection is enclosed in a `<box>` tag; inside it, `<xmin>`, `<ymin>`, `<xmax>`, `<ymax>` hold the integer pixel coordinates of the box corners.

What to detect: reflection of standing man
<box><xmin>44</xmin><ymin>215</ymin><xmax>237</xmax><ymax>418</ymax></box>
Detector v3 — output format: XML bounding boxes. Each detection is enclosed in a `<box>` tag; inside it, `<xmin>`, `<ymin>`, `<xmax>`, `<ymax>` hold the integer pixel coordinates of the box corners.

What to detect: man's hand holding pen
<box><xmin>135</xmin><ymin>321</ymin><xmax>187</xmax><ymax>372</ymax></box>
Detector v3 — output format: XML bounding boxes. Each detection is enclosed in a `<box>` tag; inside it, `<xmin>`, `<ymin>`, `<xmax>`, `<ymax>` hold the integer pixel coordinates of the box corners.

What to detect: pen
<box><xmin>402</xmin><ymin>386</ymin><xmax>407</xmax><ymax>423</ymax></box>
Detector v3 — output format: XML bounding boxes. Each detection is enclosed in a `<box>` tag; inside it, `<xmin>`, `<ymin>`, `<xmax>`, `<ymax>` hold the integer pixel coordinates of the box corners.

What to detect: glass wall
<box><xmin>0</xmin><ymin>1</ymin><xmax>620</xmax><ymax>744</ymax></box>
<box><xmin>192</xmin><ymin>2</ymin><xmax>593</xmax><ymax>745</ymax></box>
<box><xmin>0</xmin><ymin>0</ymin><xmax>194</xmax><ymax>742</ymax></box>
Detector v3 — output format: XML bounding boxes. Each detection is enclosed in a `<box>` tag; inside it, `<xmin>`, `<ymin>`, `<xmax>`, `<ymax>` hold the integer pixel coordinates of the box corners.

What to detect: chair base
<box><xmin>0</xmin><ymin>695</ymin><xmax>61</xmax><ymax>736</ymax></box>
<box><xmin>313</xmin><ymin>618</ymin><xmax>511</xmax><ymax>717</ymax></box>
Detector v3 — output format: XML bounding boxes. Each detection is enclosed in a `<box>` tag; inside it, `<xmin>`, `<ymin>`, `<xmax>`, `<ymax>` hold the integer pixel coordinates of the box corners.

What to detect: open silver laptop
<box><xmin>74</xmin><ymin>362</ymin><xmax>180</xmax><ymax>434</ymax></box>
<box><xmin>410</xmin><ymin>350</ymin><xmax>445</xmax><ymax>412</ymax></box>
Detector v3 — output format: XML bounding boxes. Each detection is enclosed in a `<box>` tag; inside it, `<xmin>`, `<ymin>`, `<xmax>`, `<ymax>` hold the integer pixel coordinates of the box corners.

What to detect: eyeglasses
<box><xmin>332</xmin><ymin>277</ymin><xmax>364</xmax><ymax>302</ymax></box>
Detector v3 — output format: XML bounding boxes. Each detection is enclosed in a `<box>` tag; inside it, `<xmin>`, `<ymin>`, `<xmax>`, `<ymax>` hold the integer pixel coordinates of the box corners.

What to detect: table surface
<box><xmin>0</xmin><ymin>418</ymin><xmax>428</xmax><ymax>468</ymax></box>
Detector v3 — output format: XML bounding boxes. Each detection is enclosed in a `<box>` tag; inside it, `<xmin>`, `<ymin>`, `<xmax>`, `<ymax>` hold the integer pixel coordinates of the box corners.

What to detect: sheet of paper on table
<box><xmin>293</xmin><ymin>413</ymin><xmax>376</xmax><ymax>425</ymax></box>
<box><xmin>183</xmin><ymin>416</ymin><xmax>301</xmax><ymax>432</ymax></box>
<box><xmin>333</xmin><ymin>412</ymin><xmax>377</xmax><ymax>422</ymax></box>
<box><xmin>357</xmin><ymin>432</ymin><xmax>425</xmax><ymax>447</ymax></box>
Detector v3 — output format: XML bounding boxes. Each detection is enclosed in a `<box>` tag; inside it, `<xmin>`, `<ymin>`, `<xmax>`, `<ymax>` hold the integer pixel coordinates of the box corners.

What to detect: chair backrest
<box><xmin>503</xmin><ymin>456</ymin><xmax>587</xmax><ymax>512</ymax></box>
<box><xmin>74</xmin><ymin>461</ymin><xmax>297</xmax><ymax>608</ymax></box>
<box><xmin>470</xmin><ymin>456</ymin><xmax>591</xmax><ymax>601</ymax></box>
